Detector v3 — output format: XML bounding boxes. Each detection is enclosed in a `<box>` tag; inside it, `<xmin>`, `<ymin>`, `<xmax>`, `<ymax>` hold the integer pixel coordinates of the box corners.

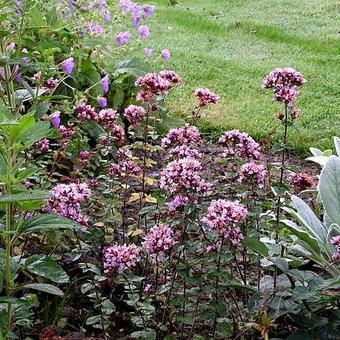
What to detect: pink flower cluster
<box><xmin>109</xmin><ymin>160</ymin><xmax>142</xmax><ymax>178</ymax></box>
<box><xmin>330</xmin><ymin>236</ymin><xmax>340</xmax><ymax>262</ymax></box>
<box><xmin>135</xmin><ymin>71</ymin><xmax>181</xmax><ymax>103</ymax></box>
<box><xmin>168</xmin><ymin>145</ymin><xmax>202</xmax><ymax>159</ymax></box>
<box><xmin>219</xmin><ymin>129</ymin><xmax>261</xmax><ymax>159</ymax></box>
<box><xmin>59</xmin><ymin>125</ymin><xmax>77</xmax><ymax>140</ymax></box>
<box><xmin>45</xmin><ymin>183</ymin><xmax>91</xmax><ymax>226</ymax></box>
<box><xmin>143</xmin><ymin>224</ymin><xmax>176</xmax><ymax>260</ymax></box>
<box><xmin>168</xmin><ymin>195</ymin><xmax>190</xmax><ymax>213</ymax></box>
<box><xmin>194</xmin><ymin>88</ymin><xmax>220</xmax><ymax>107</ymax></box>
<box><xmin>159</xmin><ymin>70</ymin><xmax>182</xmax><ymax>84</ymax></box>
<box><xmin>292</xmin><ymin>173</ymin><xmax>315</xmax><ymax>191</ymax></box>
<box><xmin>37</xmin><ymin>139</ymin><xmax>50</xmax><ymax>153</ymax></box>
<box><xmin>160</xmin><ymin>158</ymin><xmax>211</xmax><ymax>195</ymax></box>
<box><xmin>239</xmin><ymin>162</ymin><xmax>267</xmax><ymax>188</ymax></box>
<box><xmin>104</xmin><ymin>243</ymin><xmax>141</xmax><ymax>275</ymax></box>
<box><xmin>75</xmin><ymin>102</ymin><xmax>98</xmax><ymax>122</ymax></box>
<box><xmin>161</xmin><ymin>124</ymin><xmax>201</xmax><ymax>150</ymax></box>
<box><xmin>98</xmin><ymin>108</ymin><xmax>119</xmax><ymax>130</ymax></box>
<box><xmin>43</xmin><ymin>78</ymin><xmax>58</xmax><ymax>90</ymax></box>
<box><xmin>203</xmin><ymin>199</ymin><xmax>248</xmax><ymax>246</ymax></box>
<box><xmin>77</xmin><ymin>151</ymin><xmax>91</xmax><ymax>166</ymax></box>
<box><xmin>124</xmin><ymin>104</ymin><xmax>146</xmax><ymax>126</ymax></box>
<box><xmin>263</xmin><ymin>68</ymin><xmax>306</xmax><ymax>106</ymax></box>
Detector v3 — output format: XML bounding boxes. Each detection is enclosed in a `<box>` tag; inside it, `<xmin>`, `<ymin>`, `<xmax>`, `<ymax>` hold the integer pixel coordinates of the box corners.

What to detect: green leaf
<box><xmin>0</xmin><ymin>190</ymin><xmax>49</xmax><ymax>203</ymax></box>
<box><xmin>19</xmin><ymin>214</ymin><xmax>81</xmax><ymax>234</ymax></box>
<box><xmin>319</xmin><ymin>156</ymin><xmax>340</xmax><ymax>227</ymax></box>
<box><xmin>114</xmin><ymin>58</ymin><xmax>151</xmax><ymax>78</ymax></box>
<box><xmin>242</xmin><ymin>237</ymin><xmax>269</xmax><ymax>257</ymax></box>
<box><xmin>25</xmin><ymin>255</ymin><xmax>69</xmax><ymax>284</ymax></box>
<box><xmin>86</xmin><ymin>315</ymin><xmax>102</xmax><ymax>325</ymax></box>
<box><xmin>216</xmin><ymin>322</ymin><xmax>232</xmax><ymax>337</ymax></box>
<box><xmin>281</xmin><ymin>219</ymin><xmax>321</xmax><ymax>255</ymax></box>
<box><xmin>23</xmin><ymin>283</ymin><xmax>64</xmax><ymax>296</ymax></box>
<box><xmin>130</xmin><ymin>330</ymin><xmax>156</xmax><ymax>340</ymax></box>
<box><xmin>18</xmin><ymin>120</ymin><xmax>50</xmax><ymax>149</ymax></box>
<box><xmin>291</xmin><ymin>195</ymin><xmax>327</xmax><ymax>244</ymax></box>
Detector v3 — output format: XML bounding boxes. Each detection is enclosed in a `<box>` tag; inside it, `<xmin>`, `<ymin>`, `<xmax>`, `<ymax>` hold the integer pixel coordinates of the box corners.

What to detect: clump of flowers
<box><xmin>168</xmin><ymin>145</ymin><xmax>202</xmax><ymax>159</ymax></box>
<box><xmin>239</xmin><ymin>162</ymin><xmax>267</xmax><ymax>188</ymax></box>
<box><xmin>104</xmin><ymin>243</ymin><xmax>141</xmax><ymax>275</ymax></box>
<box><xmin>160</xmin><ymin>157</ymin><xmax>211</xmax><ymax>195</ymax></box>
<box><xmin>168</xmin><ymin>194</ymin><xmax>190</xmax><ymax>213</ymax></box>
<box><xmin>109</xmin><ymin>160</ymin><xmax>142</xmax><ymax>178</ymax></box>
<box><xmin>77</xmin><ymin>151</ymin><xmax>91</xmax><ymax>166</ymax></box>
<box><xmin>124</xmin><ymin>105</ymin><xmax>146</xmax><ymax>126</ymax></box>
<box><xmin>45</xmin><ymin>183</ymin><xmax>91</xmax><ymax>226</ymax></box>
<box><xmin>135</xmin><ymin>70</ymin><xmax>181</xmax><ymax>103</ymax></box>
<box><xmin>292</xmin><ymin>172</ymin><xmax>315</xmax><ymax>191</ymax></box>
<box><xmin>75</xmin><ymin>102</ymin><xmax>98</xmax><ymax>122</ymax></box>
<box><xmin>161</xmin><ymin>124</ymin><xmax>201</xmax><ymax>150</ymax></box>
<box><xmin>36</xmin><ymin>139</ymin><xmax>50</xmax><ymax>153</ymax></box>
<box><xmin>262</xmin><ymin>67</ymin><xmax>306</xmax><ymax>106</ymax></box>
<box><xmin>194</xmin><ymin>88</ymin><xmax>220</xmax><ymax>107</ymax></box>
<box><xmin>43</xmin><ymin>77</ymin><xmax>58</xmax><ymax>90</ymax></box>
<box><xmin>330</xmin><ymin>236</ymin><xmax>340</xmax><ymax>262</ymax></box>
<box><xmin>219</xmin><ymin>129</ymin><xmax>261</xmax><ymax>159</ymax></box>
<box><xmin>98</xmin><ymin>108</ymin><xmax>119</xmax><ymax>130</ymax></box>
<box><xmin>203</xmin><ymin>199</ymin><xmax>248</xmax><ymax>246</ymax></box>
<box><xmin>143</xmin><ymin>224</ymin><xmax>176</xmax><ymax>260</ymax></box>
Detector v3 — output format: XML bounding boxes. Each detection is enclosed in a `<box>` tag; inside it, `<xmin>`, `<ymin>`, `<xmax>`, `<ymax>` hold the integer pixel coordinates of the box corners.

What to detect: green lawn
<box><xmin>123</xmin><ymin>0</ymin><xmax>340</xmax><ymax>154</ymax></box>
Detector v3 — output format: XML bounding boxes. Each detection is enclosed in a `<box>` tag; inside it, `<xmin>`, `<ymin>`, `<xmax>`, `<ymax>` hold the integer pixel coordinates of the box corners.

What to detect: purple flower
<box><xmin>161</xmin><ymin>49</ymin><xmax>171</xmax><ymax>61</ymax></box>
<box><xmin>124</xmin><ymin>104</ymin><xmax>146</xmax><ymax>126</ymax></box>
<box><xmin>119</xmin><ymin>0</ymin><xmax>133</xmax><ymax>14</ymax></box>
<box><xmin>6</xmin><ymin>43</ymin><xmax>16</xmax><ymax>53</ymax></box>
<box><xmin>143</xmin><ymin>224</ymin><xmax>176</xmax><ymax>260</ymax></box>
<box><xmin>103</xmin><ymin>9</ymin><xmax>111</xmax><ymax>22</ymax></box>
<box><xmin>45</xmin><ymin>183</ymin><xmax>91</xmax><ymax>226</ymax></box>
<box><xmin>116</xmin><ymin>31</ymin><xmax>131</xmax><ymax>45</ymax></box>
<box><xmin>161</xmin><ymin>124</ymin><xmax>201</xmax><ymax>150</ymax></box>
<box><xmin>97</xmin><ymin>0</ymin><xmax>106</xmax><ymax>10</ymax></box>
<box><xmin>87</xmin><ymin>21</ymin><xmax>104</xmax><ymax>36</ymax></box>
<box><xmin>138</xmin><ymin>25</ymin><xmax>150</xmax><ymax>39</ymax></box>
<box><xmin>21</xmin><ymin>57</ymin><xmax>30</xmax><ymax>67</ymax></box>
<box><xmin>195</xmin><ymin>88</ymin><xmax>220</xmax><ymax>107</ymax></box>
<box><xmin>203</xmin><ymin>199</ymin><xmax>248</xmax><ymax>246</ymax></box>
<box><xmin>104</xmin><ymin>243</ymin><xmax>141</xmax><ymax>275</ymax></box>
<box><xmin>98</xmin><ymin>96</ymin><xmax>108</xmax><ymax>108</ymax></box>
<box><xmin>63</xmin><ymin>57</ymin><xmax>75</xmax><ymax>75</ymax></box>
<box><xmin>37</xmin><ymin>139</ymin><xmax>50</xmax><ymax>153</ymax></box>
<box><xmin>331</xmin><ymin>236</ymin><xmax>340</xmax><ymax>261</ymax></box>
<box><xmin>51</xmin><ymin>111</ymin><xmax>61</xmax><ymax>128</ymax></box>
<box><xmin>239</xmin><ymin>162</ymin><xmax>267</xmax><ymax>188</ymax></box>
<box><xmin>101</xmin><ymin>74</ymin><xmax>110</xmax><ymax>93</ymax></box>
<box><xmin>143</xmin><ymin>5</ymin><xmax>155</xmax><ymax>19</ymax></box>
<box><xmin>144</xmin><ymin>48</ymin><xmax>153</xmax><ymax>57</ymax></box>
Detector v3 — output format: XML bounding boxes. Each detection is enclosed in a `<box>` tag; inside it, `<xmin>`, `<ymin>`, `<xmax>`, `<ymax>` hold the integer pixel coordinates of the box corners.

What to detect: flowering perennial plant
<box><xmin>239</xmin><ymin>162</ymin><xmax>267</xmax><ymax>188</ymax></box>
<box><xmin>160</xmin><ymin>157</ymin><xmax>211</xmax><ymax>196</ymax></box>
<box><xmin>262</xmin><ymin>67</ymin><xmax>306</xmax><ymax>106</ymax></box>
<box><xmin>45</xmin><ymin>183</ymin><xmax>92</xmax><ymax>226</ymax></box>
<box><xmin>194</xmin><ymin>87</ymin><xmax>220</xmax><ymax>107</ymax></box>
<box><xmin>203</xmin><ymin>199</ymin><xmax>248</xmax><ymax>246</ymax></box>
<box><xmin>219</xmin><ymin>129</ymin><xmax>261</xmax><ymax>159</ymax></box>
<box><xmin>161</xmin><ymin>124</ymin><xmax>201</xmax><ymax>150</ymax></box>
<box><xmin>143</xmin><ymin>224</ymin><xmax>176</xmax><ymax>260</ymax></box>
<box><xmin>292</xmin><ymin>172</ymin><xmax>315</xmax><ymax>191</ymax></box>
<box><xmin>124</xmin><ymin>104</ymin><xmax>146</xmax><ymax>126</ymax></box>
<box><xmin>104</xmin><ymin>243</ymin><xmax>141</xmax><ymax>275</ymax></box>
<box><xmin>75</xmin><ymin>102</ymin><xmax>98</xmax><ymax>122</ymax></box>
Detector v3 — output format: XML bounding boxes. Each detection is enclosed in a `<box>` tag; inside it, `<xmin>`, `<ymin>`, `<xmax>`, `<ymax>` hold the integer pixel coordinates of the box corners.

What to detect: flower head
<box><xmin>143</xmin><ymin>5</ymin><xmax>155</xmax><ymax>18</ymax></box>
<box><xmin>51</xmin><ymin>111</ymin><xmax>61</xmax><ymax>128</ymax></box>
<box><xmin>101</xmin><ymin>75</ymin><xmax>110</xmax><ymax>93</ymax></box>
<box><xmin>138</xmin><ymin>25</ymin><xmax>150</xmax><ymax>39</ymax></box>
<box><xmin>98</xmin><ymin>96</ymin><xmax>108</xmax><ymax>108</ymax></box>
<box><xmin>116</xmin><ymin>31</ymin><xmax>131</xmax><ymax>45</ymax></box>
<box><xmin>144</xmin><ymin>48</ymin><xmax>153</xmax><ymax>58</ymax></box>
<box><xmin>104</xmin><ymin>243</ymin><xmax>141</xmax><ymax>275</ymax></box>
<box><xmin>124</xmin><ymin>105</ymin><xmax>146</xmax><ymax>126</ymax></box>
<box><xmin>75</xmin><ymin>102</ymin><xmax>98</xmax><ymax>122</ymax></box>
<box><xmin>219</xmin><ymin>129</ymin><xmax>261</xmax><ymax>159</ymax></box>
<box><xmin>45</xmin><ymin>183</ymin><xmax>91</xmax><ymax>226</ymax></box>
<box><xmin>161</xmin><ymin>49</ymin><xmax>171</xmax><ymax>61</ymax></box>
<box><xmin>292</xmin><ymin>173</ymin><xmax>315</xmax><ymax>191</ymax></box>
<box><xmin>239</xmin><ymin>162</ymin><xmax>267</xmax><ymax>188</ymax></box>
<box><xmin>203</xmin><ymin>199</ymin><xmax>247</xmax><ymax>246</ymax></box>
<box><xmin>143</xmin><ymin>224</ymin><xmax>176</xmax><ymax>260</ymax></box>
<box><xmin>161</xmin><ymin>124</ymin><xmax>201</xmax><ymax>150</ymax></box>
<box><xmin>195</xmin><ymin>88</ymin><xmax>220</xmax><ymax>107</ymax></box>
<box><xmin>62</xmin><ymin>57</ymin><xmax>75</xmax><ymax>75</ymax></box>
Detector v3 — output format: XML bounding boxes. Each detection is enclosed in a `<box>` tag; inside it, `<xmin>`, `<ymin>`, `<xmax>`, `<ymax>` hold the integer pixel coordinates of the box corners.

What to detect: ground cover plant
<box><xmin>0</xmin><ymin>1</ymin><xmax>339</xmax><ymax>339</ymax></box>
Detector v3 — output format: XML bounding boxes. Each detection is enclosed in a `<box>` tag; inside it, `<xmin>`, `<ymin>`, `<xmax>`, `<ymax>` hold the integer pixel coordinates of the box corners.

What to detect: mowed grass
<box><xmin>121</xmin><ymin>0</ymin><xmax>340</xmax><ymax>154</ymax></box>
